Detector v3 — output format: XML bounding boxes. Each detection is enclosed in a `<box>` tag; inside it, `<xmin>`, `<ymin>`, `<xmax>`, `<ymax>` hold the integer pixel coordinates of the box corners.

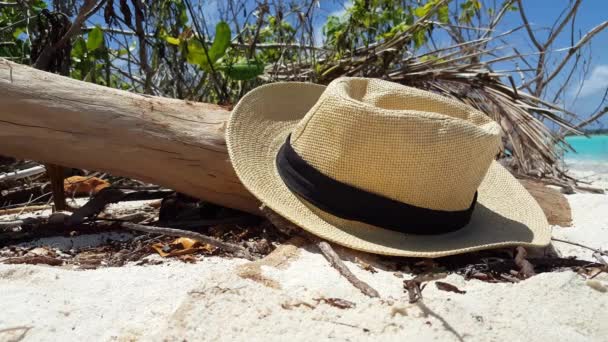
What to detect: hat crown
<box><xmin>289</xmin><ymin>78</ymin><xmax>502</xmax><ymax>211</ymax></box>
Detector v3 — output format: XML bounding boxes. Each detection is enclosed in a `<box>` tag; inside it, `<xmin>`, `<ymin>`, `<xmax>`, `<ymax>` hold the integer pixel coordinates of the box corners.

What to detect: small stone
<box><xmin>390</xmin><ymin>305</ymin><xmax>408</xmax><ymax>317</ymax></box>
<box><xmin>48</xmin><ymin>211</ymin><xmax>70</xmax><ymax>225</ymax></box>
<box><xmin>27</xmin><ymin>247</ymin><xmax>51</xmax><ymax>257</ymax></box>
<box><xmin>586</xmin><ymin>280</ymin><xmax>607</xmax><ymax>293</ymax></box>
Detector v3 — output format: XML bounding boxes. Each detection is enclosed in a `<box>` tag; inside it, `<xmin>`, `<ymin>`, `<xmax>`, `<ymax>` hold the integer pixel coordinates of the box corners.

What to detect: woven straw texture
<box><xmin>226</xmin><ymin>78</ymin><xmax>550</xmax><ymax>257</ymax></box>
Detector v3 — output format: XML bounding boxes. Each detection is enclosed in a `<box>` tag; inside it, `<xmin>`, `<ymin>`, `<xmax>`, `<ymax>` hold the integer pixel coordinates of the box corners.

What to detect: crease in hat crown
<box><xmin>287</xmin><ymin>77</ymin><xmax>503</xmax><ymax>212</ymax></box>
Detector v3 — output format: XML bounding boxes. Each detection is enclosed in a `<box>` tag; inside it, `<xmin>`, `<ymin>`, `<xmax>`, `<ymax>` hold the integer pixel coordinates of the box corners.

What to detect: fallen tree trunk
<box><xmin>0</xmin><ymin>59</ymin><xmax>572</xmax><ymax>220</ymax></box>
<box><xmin>0</xmin><ymin>59</ymin><xmax>258</xmax><ymax>213</ymax></box>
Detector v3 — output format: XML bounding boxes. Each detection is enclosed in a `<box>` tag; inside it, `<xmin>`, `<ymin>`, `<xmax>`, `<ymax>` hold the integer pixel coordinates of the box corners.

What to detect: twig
<box><xmin>0</xmin><ymin>326</ymin><xmax>32</xmax><ymax>342</ymax></box>
<box><xmin>66</xmin><ymin>188</ymin><xmax>130</xmax><ymax>226</ymax></box>
<box><xmin>2</xmin><ymin>255</ymin><xmax>63</xmax><ymax>266</ymax></box>
<box><xmin>0</xmin><ymin>165</ymin><xmax>45</xmax><ymax>181</ymax></box>
<box><xmin>0</xmin><ymin>220</ymin><xmax>23</xmax><ymax>229</ymax></box>
<box><xmin>403</xmin><ymin>272</ymin><xmax>447</xmax><ymax>303</ymax></box>
<box><xmin>542</xmin><ymin>20</ymin><xmax>608</xmax><ymax>88</ymax></box>
<box><xmin>117</xmin><ymin>221</ymin><xmax>253</xmax><ymax>260</ymax></box>
<box><xmin>404</xmin><ymin>278</ymin><xmax>424</xmax><ymax>303</ymax></box>
<box><xmin>0</xmin><ymin>205</ymin><xmax>51</xmax><ymax>216</ymax></box>
<box><xmin>316</xmin><ymin>240</ymin><xmax>380</xmax><ymax>298</ymax></box>
<box><xmin>261</xmin><ymin>207</ymin><xmax>379</xmax><ymax>298</ymax></box>
<box><xmin>552</xmin><ymin>238</ymin><xmax>608</xmax><ymax>257</ymax></box>
<box><xmin>592</xmin><ymin>252</ymin><xmax>608</xmax><ymax>267</ymax></box>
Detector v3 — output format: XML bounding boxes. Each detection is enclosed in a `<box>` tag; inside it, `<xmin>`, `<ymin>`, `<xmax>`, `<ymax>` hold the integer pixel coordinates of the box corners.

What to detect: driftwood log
<box><xmin>0</xmin><ymin>59</ymin><xmax>571</xmax><ymax>220</ymax></box>
<box><xmin>0</xmin><ymin>58</ymin><xmax>257</xmax><ymax>214</ymax></box>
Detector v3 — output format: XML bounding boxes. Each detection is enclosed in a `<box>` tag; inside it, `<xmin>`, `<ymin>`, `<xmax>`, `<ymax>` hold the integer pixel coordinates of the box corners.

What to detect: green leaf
<box><xmin>437</xmin><ymin>5</ymin><xmax>449</xmax><ymax>23</ymax></box>
<box><xmin>221</xmin><ymin>60</ymin><xmax>264</xmax><ymax>80</ymax></box>
<box><xmin>71</xmin><ymin>37</ymin><xmax>87</xmax><ymax>60</ymax></box>
<box><xmin>186</xmin><ymin>21</ymin><xmax>231</xmax><ymax>71</ymax></box>
<box><xmin>12</xmin><ymin>27</ymin><xmax>25</xmax><ymax>39</ymax></box>
<box><xmin>164</xmin><ymin>36</ymin><xmax>181</xmax><ymax>45</ymax></box>
<box><xmin>413</xmin><ymin>29</ymin><xmax>426</xmax><ymax>48</ymax></box>
<box><xmin>208</xmin><ymin>21</ymin><xmax>231</xmax><ymax>62</ymax></box>
<box><xmin>87</xmin><ymin>26</ymin><xmax>104</xmax><ymax>51</ymax></box>
<box><xmin>414</xmin><ymin>5</ymin><xmax>430</xmax><ymax>17</ymax></box>
<box><xmin>186</xmin><ymin>38</ymin><xmax>216</xmax><ymax>71</ymax></box>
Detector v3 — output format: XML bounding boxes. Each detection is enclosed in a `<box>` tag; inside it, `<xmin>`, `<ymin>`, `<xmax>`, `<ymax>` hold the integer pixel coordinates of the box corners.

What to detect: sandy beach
<box><xmin>0</xmin><ymin>164</ymin><xmax>607</xmax><ymax>341</ymax></box>
<box><xmin>1</xmin><ymin>0</ymin><xmax>608</xmax><ymax>339</ymax></box>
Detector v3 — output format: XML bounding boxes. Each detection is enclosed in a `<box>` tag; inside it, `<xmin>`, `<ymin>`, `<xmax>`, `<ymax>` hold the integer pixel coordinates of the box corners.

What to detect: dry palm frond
<box><xmin>266</xmin><ymin>1</ymin><xmax>585</xmax><ymax>187</ymax></box>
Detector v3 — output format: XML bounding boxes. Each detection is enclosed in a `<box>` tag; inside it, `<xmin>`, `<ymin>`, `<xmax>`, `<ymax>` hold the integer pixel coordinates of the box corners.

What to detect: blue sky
<box><xmin>499</xmin><ymin>1</ymin><xmax>608</xmax><ymax>128</ymax></box>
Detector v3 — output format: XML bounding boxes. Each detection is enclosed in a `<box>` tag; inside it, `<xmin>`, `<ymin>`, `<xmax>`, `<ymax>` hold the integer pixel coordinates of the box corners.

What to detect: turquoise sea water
<box><xmin>564</xmin><ymin>134</ymin><xmax>608</xmax><ymax>161</ymax></box>
<box><xmin>564</xmin><ymin>135</ymin><xmax>608</xmax><ymax>186</ymax></box>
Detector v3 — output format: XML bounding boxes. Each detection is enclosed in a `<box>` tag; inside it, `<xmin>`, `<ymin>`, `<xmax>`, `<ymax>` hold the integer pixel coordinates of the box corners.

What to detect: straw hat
<box><xmin>226</xmin><ymin>77</ymin><xmax>550</xmax><ymax>257</ymax></box>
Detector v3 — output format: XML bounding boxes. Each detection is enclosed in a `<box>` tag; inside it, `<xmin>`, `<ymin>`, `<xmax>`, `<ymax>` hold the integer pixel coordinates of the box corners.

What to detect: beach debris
<box><xmin>120</xmin><ymin>222</ymin><xmax>253</xmax><ymax>259</ymax></box>
<box><xmin>355</xmin><ymin>257</ymin><xmax>377</xmax><ymax>273</ymax></box>
<box><xmin>281</xmin><ymin>300</ymin><xmax>316</xmax><ymax>310</ymax></box>
<box><xmin>390</xmin><ymin>305</ymin><xmax>408</xmax><ymax>317</ymax></box>
<box><xmin>262</xmin><ymin>207</ymin><xmax>380</xmax><ymax>298</ymax></box>
<box><xmin>592</xmin><ymin>252</ymin><xmax>608</xmax><ymax>267</ymax></box>
<box><xmin>514</xmin><ymin>247</ymin><xmax>536</xmax><ymax>278</ymax></box>
<box><xmin>314</xmin><ymin>297</ymin><xmax>356</xmax><ymax>309</ymax></box>
<box><xmin>404</xmin><ymin>278</ymin><xmax>424</xmax><ymax>303</ymax></box>
<box><xmin>66</xmin><ymin>188</ymin><xmax>131</xmax><ymax>226</ymax></box>
<box><xmin>178</xmin><ymin>254</ymin><xmax>198</xmax><ymax>263</ymax></box>
<box><xmin>435</xmin><ymin>281</ymin><xmax>466</xmax><ymax>294</ymax></box>
<box><xmin>2</xmin><ymin>255</ymin><xmax>63</xmax><ymax>266</ymax></box>
<box><xmin>519</xmin><ymin>180</ymin><xmax>572</xmax><ymax>226</ymax></box>
<box><xmin>0</xmin><ymin>326</ymin><xmax>32</xmax><ymax>342</ymax></box>
<box><xmin>552</xmin><ymin>238</ymin><xmax>608</xmax><ymax>258</ymax></box>
<box><xmin>151</xmin><ymin>237</ymin><xmax>216</xmax><ymax>258</ymax></box>
<box><xmin>64</xmin><ymin>176</ymin><xmax>110</xmax><ymax>196</ymax></box>
<box><xmin>403</xmin><ymin>272</ymin><xmax>448</xmax><ymax>303</ymax></box>
<box><xmin>0</xmin><ymin>165</ymin><xmax>45</xmax><ymax>182</ymax></box>
<box><xmin>26</xmin><ymin>246</ymin><xmax>54</xmax><ymax>257</ymax></box>
<box><xmin>75</xmin><ymin>250</ymin><xmax>106</xmax><ymax>269</ymax></box>
<box><xmin>158</xmin><ymin>192</ymin><xmax>201</xmax><ymax>222</ymax></box>
<box><xmin>316</xmin><ymin>240</ymin><xmax>380</xmax><ymax>298</ymax></box>
<box><xmin>585</xmin><ymin>280</ymin><xmax>607</xmax><ymax>293</ymax></box>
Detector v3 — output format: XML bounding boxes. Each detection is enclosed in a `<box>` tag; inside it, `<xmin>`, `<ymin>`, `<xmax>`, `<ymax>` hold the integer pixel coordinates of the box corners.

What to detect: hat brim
<box><xmin>226</xmin><ymin>82</ymin><xmax>551</xmax><ymax>257</ymax></box>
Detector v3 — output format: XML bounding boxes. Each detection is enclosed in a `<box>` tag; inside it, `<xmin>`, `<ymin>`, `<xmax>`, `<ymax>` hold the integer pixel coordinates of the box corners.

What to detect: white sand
<box><xmin>565</xmin><ymin>159</ymin><xmax>608</xmax><ymax>189</ymax></box>
<box><xmin>1</xmin><ymin>181</ymin><xmax>608</xmax><ymax>341</ymax></box>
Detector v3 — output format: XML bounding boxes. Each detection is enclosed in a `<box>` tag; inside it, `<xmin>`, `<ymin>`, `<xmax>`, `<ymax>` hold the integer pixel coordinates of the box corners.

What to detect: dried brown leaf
<box><xmin>435</xmin><ymin>281</ymin><xmax>466</xmax><ymax>294</ymax></box>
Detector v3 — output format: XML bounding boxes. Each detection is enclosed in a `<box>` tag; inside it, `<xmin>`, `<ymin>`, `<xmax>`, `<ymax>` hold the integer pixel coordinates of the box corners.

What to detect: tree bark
<box><xmin>0</xmin><ymin>58</ymin><xmax>258</xmax><ymax>214</ymax></box>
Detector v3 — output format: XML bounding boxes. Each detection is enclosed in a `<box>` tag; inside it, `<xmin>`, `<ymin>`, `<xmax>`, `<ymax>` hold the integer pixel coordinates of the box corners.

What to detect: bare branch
<box><xmin>516</xmin><ymin>0</ymin><xmax>543</xmax><ymax>50</ymax></box>
<box><xmin>544</xmin><ymin>0</ymin><xmax>582</xmax><ymax>48</ymax></box>
<box><xmin>543</xmin><ymin>20</ymin><xmax>608</xmax><ymax>88</ymax></box>
<box><xmin>33</xmin><ymin>0</ymin><xmax>101</xmax><ymax>70</ymax></box>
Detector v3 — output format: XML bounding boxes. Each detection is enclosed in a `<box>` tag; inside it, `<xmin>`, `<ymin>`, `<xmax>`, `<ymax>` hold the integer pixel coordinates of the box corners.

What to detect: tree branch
<box><xmin>33</xmin><ymin>0</ymin><xmax>101</xmax><ymax>70</ymax></box>
<box><xmin>516</xmin><ymin>0</ymin><xmax>543</xmax><ymax>51</ymax></box>
<box><xmin>544</xmin><ymin>0</ymin><xmax>582</xmax><ymax>48</ymax></box>
<box><xmin>542</xmin><ymin>20</ymin><xmax>608</xmax><ymax>88</ymax></box>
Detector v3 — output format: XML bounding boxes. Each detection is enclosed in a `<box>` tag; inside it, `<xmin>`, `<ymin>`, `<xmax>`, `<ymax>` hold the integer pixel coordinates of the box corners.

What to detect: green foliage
<box><xmin>437</xmin><ymin>5</ymin><xmax>450</xmax><ymax>23</ymax></box>
<box><xmin>86</xmin><ymin>26</ymin><xmax>104</xmax><ymax>51</ymax></box>
<box><xmin>186</xmin><ymin>21</ymin><xmax>231</xmax><ymax>72</ymax></box>
<box><xmin>0</xmin><ymin>0</ymin><xmax>47</xmax><ymax>64</ymax></box>
<box><xmin>221</xmin><ymin>59</ymin><xmax>265</xmax><ymax>81</ymax></box>
<box><xmin>322</xmin><ymin>0</ymin><xmax>456</xmax><ymax>54</ymax></box>
<box><xmin>459</xmin><ymin>0</ymin><xmax>482</xmax><ymax>23</ymax></box>
<box><xmin>164</xmin><ymin>35</ymin><xmax>180</xmax><ymax>45</ymax></box>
